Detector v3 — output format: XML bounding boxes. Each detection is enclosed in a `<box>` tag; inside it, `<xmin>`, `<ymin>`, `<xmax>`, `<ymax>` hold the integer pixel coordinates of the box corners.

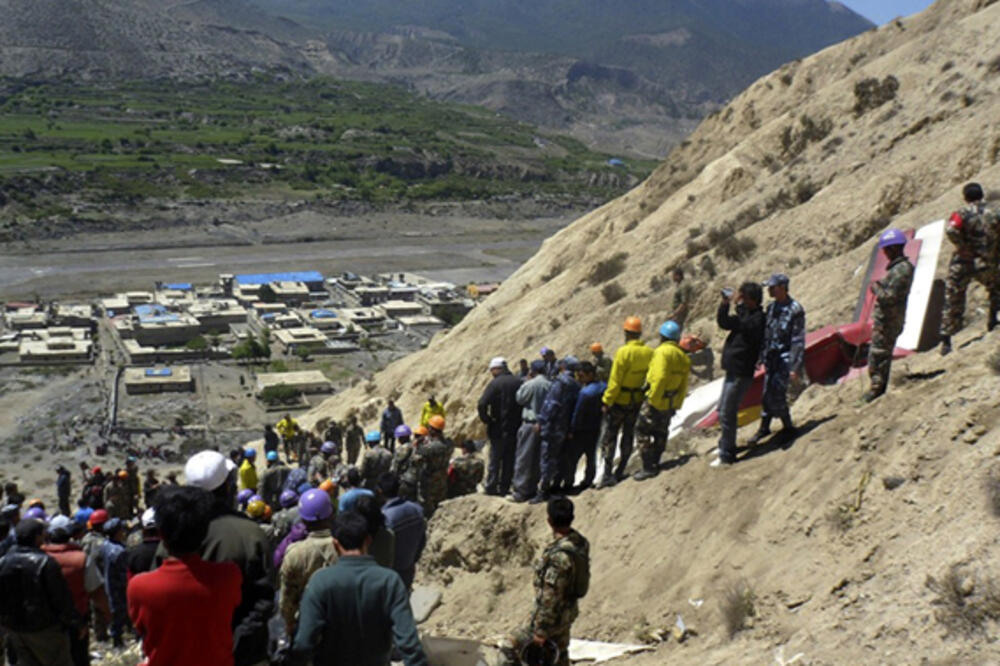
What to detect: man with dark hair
<box><xmin>57</xmin><ymin>466</ymin><xmax>72</xmax><ymax>517</ymax></box>
<box><xmin>533</xmin><ymin>357</ymin><xmax>581</xmax><ymax>502</ymax></box>
<box><xmin>378</xmin><ymin>473</ymin><xmax>426</xmax><ymax>591</ymax></box>
<box><xmin>126</xmin><ymin>508</ymin><xmax>161</xmax><ymax>578</ymax></box>
<box><xmin>354</xmin><ymin>495</ymin><xmax>395</xmax><ymax>569</ymax></box>
<box><xmin>338</xmin><ymin>467</ymin><xmax>374</xmax><ymax>513</ymax></box>
<box><xmin>128</xmin><ymin>486</ymin><xmax>242</xmax><ymax>666</ymax></box>
<box><xmin>501</xmin><ymin>498</ymin><xmax>589</xmax><ymax>666</ymax></box>
<box><xmin>568</xmin><ymin>361</ymin><xmax>606</xmax><ymax>490</ymax></box>
<box><xmin>713</xmin><ymin>281</ymin><xmax>765</xmax><ymax>467</ymax></box>
<box><xmin>0</xmin><ymin>519</ymin><xmax>83</xmax><ymax>665</ymax></box>
<box><xmin>939</xmin><ymin>182</ymin><xmax>999</xmax><ymax>355</ymax></box>
<box><xmin>477</xmin><ymin>357</ymin><xmax>523</xmax><ymax>496</ymax></box>
<box><xmin>264</xmin><ymin>424</ymin><xmax>280</xmax><ymax>457</ymax></box>
<box><xmin>448</xmin><ymin>440</ymin><xmax>485</xmax><ymax>498</ymax></box>
<box><xmin>667</xmin><ymin>267</ymin><xmax>695</xmax><ymax>329</ymax></box>
<box><xmin>380</xmin><ymin>400</ymin><xmax>404</xmax><ymax>451</ymax></box>
<box><xmin>290</xmin><ymin>511</ymin><xmax>427</xmax><ymax>666</ymax></box>
<box><xmin>183</xmin><ymin>449</ymin><xmax>274</xmax><ymax>666</ymax></box>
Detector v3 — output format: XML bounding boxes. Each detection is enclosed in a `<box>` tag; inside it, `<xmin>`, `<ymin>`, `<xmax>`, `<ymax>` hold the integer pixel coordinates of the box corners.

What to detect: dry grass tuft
<box><xmin>926</xmin><ymin>565</ymin><xmax>1000</xmax><ymax>636</ymax></box>
<box><xmin>720</xmin><ymin>580</ymin><xmax>757</xmax><ymax>638</ymax></box>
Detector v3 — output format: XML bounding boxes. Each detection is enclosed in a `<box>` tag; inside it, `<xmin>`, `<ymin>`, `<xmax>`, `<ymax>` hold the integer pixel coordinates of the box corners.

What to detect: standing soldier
<box><xmin>596</xmin><ymin>317</ymin><xmax>653</xmax><ymax>488</ymax></box>
<box><xmin>279</xmin><ymin>489</ymin><xmax>336</xmax><ymax>638</ymax></box>
<box><xmin>360</xmin><ymin>433</ymin><xmax>394</xmax><ymax>490</ymax></box>
<box><xmin>667</xmin><ymin>267</ymin><xmax>695</xmax><ymax>329</ymax></box>
<box><xmin>260</xmin><ymin>450</ymin><xmax>292</xmax><ymax>511</ymax></box>
<box><xmin>448</xmin><ymin>441</ymin><xmax>485</xmax><ymax>498</ymax></box>
<box><xmin>749</xmin><ymin>274</ymin><xmax>805</xmax><ymax>445</ymax></box>
<box><xmin>307</xmin><ymin>442</ymin><xmax>335</xmax><ymax>486</ymax></box>
<box><xmin>125</xmin><ymin>456</ymin><xmax>141</xmax><ymax>514</ymax></box>
<box><xmin>343</xmin><ymin>416</ymin><xmax>365</xmax><ymax>466</ymax></box>
<box><xmin>864</xmin><ymin>229</ymin><xmax>915</xmax><ymax>402</ymax></box>
<box><xmin>633</xmin><ymin>321</ymin><xmax>690</xmax><ymax>481</ymax></box>
<box><xmin>939</xmin><ymin>182</ymin><xmax>1000</xmax><ymax>355</ymax></box>
<box><xmin>322</xmin><ymin>419</ymin><xmax>343</xmax><ymax>450</ymax></box>
<box><xmin>104</xmin><ymin>471</ymin><xmax>132</xmax><ymax>519</ymax></box>
<box><xmin>588</xmin><ymin>343</ymin><xmax>612</xmax><ymax>383</ymax></box>
<box><xmin>413</xmin><ymin>416</ymin><xmax>450</xmax><ymax>518</ymax></box>
<box><xmin>391</xmin><ymin>425</ymin><xmax>419</xmax><ymax>500</ymax></box>
<box><xmin>501</xmin><ymin>498</ymin><xmax>589</xmax><ymax>666</ymax></box>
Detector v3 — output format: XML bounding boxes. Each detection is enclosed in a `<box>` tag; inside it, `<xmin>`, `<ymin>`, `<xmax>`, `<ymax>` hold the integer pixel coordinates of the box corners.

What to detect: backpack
<box><xmin>555</xmin><ymin>543</ymin><xmax>590</xmax><ymax>599</ymax></box>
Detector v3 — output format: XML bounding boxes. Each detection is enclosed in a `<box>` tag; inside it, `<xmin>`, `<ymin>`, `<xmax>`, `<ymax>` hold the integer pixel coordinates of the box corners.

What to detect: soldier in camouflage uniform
<box><xmin>940</xmin><ymin>182</ymin><xmax>1000</xmax><ymax>355</ymax></box>
<box><xmin>103</xmin><ymin>471</ymin><xmax>132</xmax><ymax>519</ymax></box>
<box><xmin>667</xmin><ymin>267</ymin><xmax>695</xmax><ymax>329</ymax></box>
<box><xmin>306</xmin><ymin>445</ymin><xmax>332</xmax><ymax>486</ymax></box>
<box><xmin>864</xmin><ymin>229</ymin><xmax>914</xmax><ymax>403</ymax></box>
<box><xmin>360</xmin><ymin>437</ymin><xmax>393</xmax><ymax>489</ymax></box>
<box><xmin>501</xmin><ymin>498</ymin><xmax>589</xmax><ymax>666</ymax></box>
<box><xmin>588</xmin><ymin>343</ymin><xmax>612</xmax><ymax>383</ymax></box>
<box><xmin>749</xmin><ymin>274</ymin><xmax>806</xmax><ymax>444</ymax></box>
<box><xmin>278</xmin><ymin>490</ymin><xmax>336</xmax><ymax>636</ymax></box>
<box><xmin>412</xmin><ymin>416</ymin><xmax>451</xmax><ymax>518</ymax></box>
<box><xmin>391</xmin><ymin>429</ymin><xmax>419</xmax><ymax>501</ymax></box>
<box><xmin>447</xmin><ymin>440</ymin><xmax>485</xmax><ymax>498</ymax></box>
<box><xmin>343</xmin><ymin>417</ymin><xmax>365</xmax><ymax>466</ymax></box>
<box><xmin>125</xmin><ymin>457</ymin><xmax>141</xmax><ymax>514</ymax></box>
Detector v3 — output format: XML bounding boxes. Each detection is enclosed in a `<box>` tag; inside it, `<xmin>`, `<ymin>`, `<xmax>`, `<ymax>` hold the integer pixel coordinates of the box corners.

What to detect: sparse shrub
<box><xmin>699</xmin><ymin>255</ymin><xmax>717</xmax><ymax>278</ymax></box>
<box><xmin>828</xmin><ymin>504</ymin><xmax>854</xmax><ymax>532</ymax></box>
<box><xmin>601</xmin><ymin>282</ymin><xmax>626</xmax><ymax>304</ymax></box>
<box><xmin>549</xmin><ymin>318</ymin><xmax>561</xmax><ymax>331</ymax></box>
<box><xmin>989</xmin><ymin>56</ymin><xmax>1000</xmax><ymax>75</ymax></box>
<box><xmin>686</xmin><ymin>237</ymin><xmax>709</xmax><ymax>258</ymax></box>
<box><xmin>780</xmin><ymin>114</ymin><xmax>833</xmax><ymax>158</ymax></box>
<box><xmin>987</xmin><ymin>349</ymin><xmax>1000</xmax><ymax>376</ymax></box>
<box><xmin>720</xmin><ymin>580</ymin><xmax>756</xmax><ymax>638</ymax></box>
<box><xmin>716</xmin><ymin>235</ymin><xmax>757</xmax><ymax>262</ymax></box>
<box><xmin>588</xmin><ymin>252</ymin><xmax>629</xmax><ymax>286</ymax></box>
<box><xmin>259</xmin><ymin>385</ymin><xmax>301</xmax><ymax>406</ymax></box>
<box><xmin>853</xmin><ymin>76</ymin><xmax>900</xmax><ymax>116</ymax></box>
<box><xmin>688</xmin><ymin>226</ymin><xmax>703</xmax><ymax>238</ymax></box>
<box><xmin>925</xmin><ymin>565</ymin><xmax>1000</xmax><ymax>636</ymax></box>
<box><xmin>623</xmin><ymin>218</ymin><xmax>640</xmax><ymax>232</ymax></box>
<box><xmin>542</xmin><ymin>263</ymin><xmax>564</xmax><ymax>282</ymax></box>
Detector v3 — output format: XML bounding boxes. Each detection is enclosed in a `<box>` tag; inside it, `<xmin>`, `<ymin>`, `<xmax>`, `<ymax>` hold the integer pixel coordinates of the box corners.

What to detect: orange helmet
<box><xmin>262</xmin><ymin>505</ymin><xmax>273</xmax><ymax>521</ymax></box>
<box><xmin>428</xmin><ymin>415</ymin><xmax>445</xmax><ymax>431</ymax></box>
<box><xmin>27</xmin><ymin>498</ymin><xmax>44</xmax><ymax>509</ymax></box>
<box><xmin>623</xmin><ymin>316</ymin><xmax>642</xmax><ymax>333</ymax></box>
<box><xmin>679</xmin><ymin>334</ymin><xmax>706</xmax><ymax>353</ymax></box>
<box><xmin>589</xmin><ymin>342</ymin><xmax>603</xmax><ymax>354</ymax></box>
<box><xmin>117</xmin><ymin>470</ymin><xmax>129</xmax><ymax>480</ymax></box>
<box><xmin>414</xmin><ymin>425</ymin><xmax>429</xmax><ymax>437</ymax></box>
<box><xmin>319</xmin><ymin>479</ymin><xmax>335</xmax><ymax>494</ymax></box>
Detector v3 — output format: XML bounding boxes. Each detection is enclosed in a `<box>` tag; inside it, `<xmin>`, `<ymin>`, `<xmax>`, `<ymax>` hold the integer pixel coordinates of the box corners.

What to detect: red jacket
<box><xmin>41</xmin><ymin>543</ymin><xmax>88</xmax><ymax>616</ymax></box>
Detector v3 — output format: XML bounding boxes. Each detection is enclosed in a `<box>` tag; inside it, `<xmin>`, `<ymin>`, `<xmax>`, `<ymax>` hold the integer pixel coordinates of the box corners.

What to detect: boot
<box><xmin>596</xmin><ymin>462</ymin><xmax>617</xmax><ymax>489</ymax></box>
<box><xmin>528</xmin><ymin>480</ymin><xmax>551</xmax><ymax>504</ymax></box>
<box><xmin>747</xmin><ymin>427</ymin><xmax>771</xmax><ymax>446</ymax></box>
<box><xmin>861</xmin><ymin>389</ymin><xmax>882</xmax><ymax>404</ymax></box>
<box><xmin>632</xmin><ymin>452</ymin><xmax>660</xmax><ymax>481</ymax></box>
<box><xmin>940</xmin><ymin>335</ymin><xmax>952</xmax><ymax>356</ymax></box>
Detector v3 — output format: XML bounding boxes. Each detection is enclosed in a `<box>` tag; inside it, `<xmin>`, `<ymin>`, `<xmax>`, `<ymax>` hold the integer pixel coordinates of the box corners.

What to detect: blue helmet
<box><xmin>659</xmin><ymin>320</ymin><xmax>681</xmax><ymax>341</ymax></box>
<box><xmin>365</xmin><ymin>430</ymin><xmax>380</xmax><ymax>444</ymax></box>
<box><xmin>244</xmin><ymin>448</ymin><xmax>256</xmax><ymax>460</ymax></box>
<box><xmin>878</xmin><ymin>228</ymin><xmax>907</xmax><ymax>249</ymax></box>
<box><xmin>265</xmin><ymin>450</ymin><xmax>278</xmax><ymax>462</ymax></box>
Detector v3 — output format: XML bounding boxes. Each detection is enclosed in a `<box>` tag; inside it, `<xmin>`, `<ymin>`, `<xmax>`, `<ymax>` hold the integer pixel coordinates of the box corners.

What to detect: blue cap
<box><xmin>266</xmin><ymin>450</ymin><xmax>278</xmax><ymax>462</ymax></box>
<box><xmin>764</xmin><ymin>273</ymin><xmax>789</xmax><ymax>288</ymax></box>
<box><xmin>530</xmin><ymin>359</ymin><xmax>546</xmax><ymax>373</ymax></box>
<box><xmin>563</xmin><ymin>356</ymin><xmax>580</xmax><ymax>371</ymax></box>
<box><xmin>365</xmin><ymin>430</ymin><xmax>380</xmax><ymax>443</ymax></box>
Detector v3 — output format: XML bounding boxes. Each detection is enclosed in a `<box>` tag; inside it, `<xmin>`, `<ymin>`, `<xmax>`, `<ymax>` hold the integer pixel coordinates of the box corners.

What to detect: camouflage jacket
<box><xmin>531</xmin><ymin>529</ymin><xmax>590</xmax><ymax>638</ymax></box>
<box><xmin>306</xmin><ymin>454</ymin><xmax>330</xmax><ymax>484</ymax></box>
<box><xmin>593</xmin><ymin>355</ymin><xmax>613</xmax><ymax>384</ymax></box>
<box><xmin>448</xmin><ymin>454</ymin><xmax>485</xmax><ymax>498</ymax></box>
<box><xmin>872</xmin><ymin>255</ymin><xmax>914</xmax><ymax>328</ymax></box>
<box><xmin>671</xmin><ymin>281</ymin><xmax>696</xmax><ymax>325</ymax></box>
<box><xmin>360</xmin><ymin>446</ymin><xmax>393</xmax><ymax>484</ymax></box>
<box><xmin>344</xmin><ymin>426</ymin><xmax>364</xmax><ymax>451</ymax></box>
<box><xmin>762</xmin><ymin>298</ymin><xmax>806</xmax><ymax>372</ymax></box>
<box><xmin>413</xmin><ymin>438</ymin><xmax>450</xmax><ymax>501</ymax></box>
<box><xmin>392</xmin><ymin>445</ymin><xmax>417</xmax><ymax>485</ymax></box>
<box><xmin>947</xmin><ymin>202</ymin><xmax>999</xmax><ymax>266</ymax></box>
<box><xmin>270</xmin><ymin>506</ymin><xmax>300</xmax><ymax>543</ymax></box>
<box><xmin>104</xmin><ymin>482</ymin><xmax>131</xmax><ymax>519</ymax></box>
<box><xmin>279</xmin><ymin>529</ymin><xmax>337</xmax><ymax>630</ymax></box>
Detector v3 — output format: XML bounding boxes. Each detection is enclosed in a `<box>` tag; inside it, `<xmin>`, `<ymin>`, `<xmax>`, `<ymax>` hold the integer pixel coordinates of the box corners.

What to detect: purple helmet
<box><xmin>23</xmin><ymin>507</ymin><xmax>47</xmax><ymax>522</ymax></box>
<box><xmin>249</xmin><ymin>494</ymin><xmax>264</xmax><ymax>505</ymax></box>
<box><xmin>298</xmin><ymin>489</ymin><xmax>333</xmax><ymax>522</ymax></box>
<box><xmin>394</xmin><ymin>424</ymin><xmax>412</xmax><ymax>439</ymax></box>
<box><xmin>321</xmin><ymin>441</ymin><xmax>337</xmax><ymax>455</ymax></box>
<box><xmin>279</xmin><ymin>489</ymin><xmax>299</xmax><ymax>508</ymax></box>
<box><xmin>237</xmin><ymin>489</ymin><xmax>254</xmax><ymax>507</ymax></box>
<box><xmin>878</xmin><ymin>228</ymin><xmax>907</xmax><ymax>249</ymax></box>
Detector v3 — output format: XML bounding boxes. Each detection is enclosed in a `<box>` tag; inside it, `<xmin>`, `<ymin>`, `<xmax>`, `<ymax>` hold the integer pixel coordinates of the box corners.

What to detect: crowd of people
<box><xmin>0</xmin><ymin>184</ymin><xmax>994</xmax><ymax>666</ymax></box>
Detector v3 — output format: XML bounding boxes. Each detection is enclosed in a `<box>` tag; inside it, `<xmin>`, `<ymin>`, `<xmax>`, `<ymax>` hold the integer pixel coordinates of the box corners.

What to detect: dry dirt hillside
<box><xmin>298</xmin><ymin>0</ymin><xmax>1000</xmax><ymax>661</ymax></box>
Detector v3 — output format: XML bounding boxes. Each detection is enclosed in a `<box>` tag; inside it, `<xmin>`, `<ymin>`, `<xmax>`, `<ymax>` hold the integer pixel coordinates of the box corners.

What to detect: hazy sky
<box><xmin>838</xmin><ymin>1</ymin><xmax>936</xmax><ymax>25</ymax></box>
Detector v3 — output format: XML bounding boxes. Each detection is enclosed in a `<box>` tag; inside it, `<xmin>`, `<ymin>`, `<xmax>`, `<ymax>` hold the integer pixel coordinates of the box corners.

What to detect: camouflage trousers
<box><xmin>941</xmin><ymin>258</ymin><xmax>999</xmax><ymax>336</ymax></box>
<box><xmin>634</xmin><ymin>401</ymin><xmax>674</xmax><ymax>464</ymax></box>
<box><xmin>761</xmin><ymin>354</ymin><xmax>791</xmax><ymax>427</ymax></box>
<box><xmin>868</xmin><ymin>322</ymin><xmax>903</xmax><ymax>395</ymax></box>
<box><xmin>599</xmin><ymin>402</ymin><xmax>641</xmax><ymax>477</ymax></box>
<box><xmin>499</xmin><ymin>625</ymin><xmax>570</xmax><ymax>666</ymax></box>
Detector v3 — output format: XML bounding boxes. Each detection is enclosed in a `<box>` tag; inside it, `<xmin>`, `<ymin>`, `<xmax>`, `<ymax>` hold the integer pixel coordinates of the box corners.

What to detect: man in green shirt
<box><xmin>290</xmin><ymin>511</ymin><xmax>427</xmax><ymax>666</ymax></box>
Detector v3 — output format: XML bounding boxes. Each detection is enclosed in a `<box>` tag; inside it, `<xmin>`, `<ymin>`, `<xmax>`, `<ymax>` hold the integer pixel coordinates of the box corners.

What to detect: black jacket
<box><xmin>477</xmin><ymin>371</ymin><xmax>523</xmax><ymax>437</ymax></box>
<box><xmin>717</xmin><ymin>302</ymin><xmax>765</xmax><ymax>377</ymax></box>
<box><xmin>0</xmin><ymin>545</ymin><xmax>82</xmax><ymax>632</ymax></box>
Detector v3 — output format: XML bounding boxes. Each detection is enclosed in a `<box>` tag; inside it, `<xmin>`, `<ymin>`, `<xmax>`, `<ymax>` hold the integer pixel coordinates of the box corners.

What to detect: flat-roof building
<box><xmin>124</xmin><ymin>366</ymin><xmax>194</xmax><ymax>394</ymax></box>
<box><xmin>272</xmin><ymin>327</ymin><xmax>329</xmax><ymax>354</ymax></box>
<box><xmin>256</xmin><ymin>370</ymin><xmax>332</xmax><ymax>396</ymax></box>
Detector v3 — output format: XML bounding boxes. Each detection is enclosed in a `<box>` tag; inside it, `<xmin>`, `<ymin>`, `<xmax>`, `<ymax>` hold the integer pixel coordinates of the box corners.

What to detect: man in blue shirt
<box><xmin>569</xmin><ymin>362</ymin><xmax>607</xmax><ymax>491</ymax></box>
<box><xmin>378</xmin><ymin>473</ymin><xmax>426</xmax><ymax>590</ymax></box>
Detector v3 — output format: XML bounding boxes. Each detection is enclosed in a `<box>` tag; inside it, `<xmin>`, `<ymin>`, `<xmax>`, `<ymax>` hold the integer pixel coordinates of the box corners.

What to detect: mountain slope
<box><xmin>300</xmin><ymin>0</ymin><xmax>1000</xmax><ymax>656</ymax></box>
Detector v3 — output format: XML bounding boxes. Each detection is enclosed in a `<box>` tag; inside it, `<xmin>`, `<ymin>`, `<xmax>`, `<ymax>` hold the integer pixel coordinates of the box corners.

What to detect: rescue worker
<box><xmin>939</xmin><ymin>182</ymin><xmax>999</xmax><ymax>355</ymax></box>
<box><xmin>279</xmin><ymin>489</ymin><xmax>337</xmax><ymax>637</ymax></box>
<box><xmin>448</xmin><ymin>440</ymin><xmax>485</xmax><ymax>498</ymax></box>
<box><xmin>276</xmin><ymin>414</ymin><xmax>300</xmax><ymax>461</ymax></box>
<box><xmin>307</xmin><ymin>442</ymin><xmax>335</xmax><ymax>486</ymax></box>
<box><xmin>568</xmin><ymin>362</ymin><xmax>606</xmax><ymax>490</ymax></box>
<box><xmin>260</xmin><ymin>450</ymin><xmax>291</xmax><ymax>511</ymax></box>
<box><xmin>238</xmin><ymin>448</ymin><xmax>258</xmax><ymax>492</ymax></box>
<box><xmin>749</xmin><ymin>274</ymin><xmax>805</xmax><ymax>445</ymax></box>
<box><xmin>413</xmin><ymin>415</ymin><xmax>450</xmax><ymax>518</ymax></box>
<box><xmin>501</xmin><ymin>498</ymin><xmax>589</xmax><ymax>666</ymax></box>
<box><xmin>391</xmin><ymin>425</ymin><xmax>419</xmax><ymax>500</ymax></box>
<box><xmin>667</xmin><ymin>267</ymin><xmax>695</xmax><ymax>329</ymax></box>
<box><xmin>589</xmin><ymin>343</ymin><xmax>612</xmax><ymax>383</ymax></box>
<box><xmin>713</xmin><ymin>282</ymin><xmax>765</xmax><ymax>467</ymax></box>
<box><xmin>343</xmin><ymin>416</ymin><xmax>365</xmax><ymax>466</ymax></box>
<box><xmin>380</xmin><ymin>400</ymin><xmax>404</xmax><ymax>451</ymax></box>
<box><xmin>633</xmin><ymin>321</ymin><xmax>690</xmax><ymax>481</ymax></box>
<box><xmin>534</xmin><ymin>357</ymin><xmax>581</xmax><ymax>502</ymax></box>
<box><xmin>597</xmin><ymin>317</ymin><xmax>653</xmax><ymax>488</ymax></box>
<box><xmin>864</xmin><ymin>229</ymin><xmax>915</xmax><ymax>402</ymax></box>
<box><xmin>270</xmin><ymin>490</ymin><xmax>300</xmax><ymax>543</ymax></box>
<box><xmin>360</xmin><ymin>432</ymin><xmax>393</xmax><ymax>490</ymax></box>
<box><xmin>418</xmin><ymin>396</ymin><xmax>445</xmax><ymax>429</ymax></box>
<box><xmin>477</xmin><ymin>357</ymin><xmax>522</xmax><ymax>496</ymax></box>
<box><xmin>104</xmin><ymin>470</ymin><xmax>132</xmax><ymax>520</ymax></box>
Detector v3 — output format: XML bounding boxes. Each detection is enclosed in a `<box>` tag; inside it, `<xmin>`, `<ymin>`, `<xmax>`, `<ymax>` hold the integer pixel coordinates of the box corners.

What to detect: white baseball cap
<box><xmin>47</xmin><ymin>515</ymin><xmax>73</xmax><ymax>536</ymax></box>
<box><xmin>184</xmin><ymin>450</ymin><xmax>236</xmax><ymax>491</ymax></box>
<box><xmin>488</xmin><ymin>357</ymin><xmax>507</xmax><ymax>370</ymax></box>
<box><xmin>141</xmin><ymin>507</ymin><xmax>157</xmax><ymax>529</ymax></box>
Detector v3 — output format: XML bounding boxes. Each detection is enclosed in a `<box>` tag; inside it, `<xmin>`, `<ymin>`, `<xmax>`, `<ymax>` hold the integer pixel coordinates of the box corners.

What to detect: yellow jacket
<box><xmin>602</xmin><ymin>339</ymin><xmax>653</xmax><ymax>407</ymax></box>
<box><xmin>275</xmin><ymin>417</ymin><xmax>298</xmax><ymax>440</ymax></box>
<box><xmin>419</xmin><ymin>401</ymin><xmax>445</xmax><ymax>427</ymax></box>
<box><xmin>644</xmin><ymin>340</ymin><xmax>691</xmax><ymax>411</ymax></box>
<box><xmin>238</xmin><ymin>459</ymin><xmax>258</xmax><ymax>491</ymax></box>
